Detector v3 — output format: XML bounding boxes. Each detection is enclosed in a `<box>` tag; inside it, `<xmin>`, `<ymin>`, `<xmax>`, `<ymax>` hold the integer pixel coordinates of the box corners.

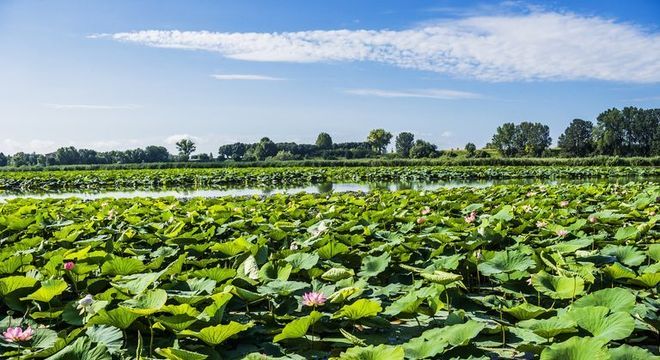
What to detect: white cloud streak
<box><xmin>94</xmin><ymin>11</ymin><xmax>660</xmax><ymax>83</ymax></box>
<box><xmin>346</xmin><ymin>88</ymin><xmax>481</xmax><ymax>100</ymax></box>
<box><xmin>44</xmin><ymin>103</ymin><xmax>142</xmax><ymax>110</ymax></box>
<box><xmin>211</xmin><ymin>74</ymin><xmax>285</xmax><ymax>81</ymax></box>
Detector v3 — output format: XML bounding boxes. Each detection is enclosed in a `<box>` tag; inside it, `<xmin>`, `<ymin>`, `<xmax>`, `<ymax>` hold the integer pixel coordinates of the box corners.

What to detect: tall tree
<box><xmin>315</xmin><ymin>132</ymin><xmax>333</xmax><ymax>150</ymax></box>
<box><xmin>625</xmin><ymin>107</ymin><xmax>659</xmax><ymax>156</ymax></box>
<box><xmin>464</xmin><ymin>142</ymin><xmax>477</xmax><ymax>156</ymax></box>
<box><xmin>55</xmin><ymin>146</ymin><xmax>81</xmax><ymax>165</ymax></box>
<box><xmin>491</xmin><ymin>123</ymin><xmax>518</xmax><ymax>157</ymax></box>
<box><xmin>144</xmin><ymin>146</ymin><xmax>170</xmax><ymax>162</ymax></box>
<box><xmin>367</xmin><ymin>129</ymin><xmax>393</xmax><ymax>154</ymax></box>
<box><xmin>176</xmin><ymin>138</ymin><xmax>196</xmax><ymax>160</ymax></box>
<box><xmin>254</xmin><ymin>137</ymin><xmax>277</xmax><ymax>160</ymax></box>
<box><xmin>395</xmin><ymin>132</ymin><xmax>415</xmax><ymax>157</ymax></box>
<box><xmin>593</xmin><ymin>108</ymin><xmax>626</xmax><ymax>156</ymax></box>
<box><xmin>0</xmin><ymin>153</ymin><xmax>7</xmax><ymax>166</ymax></box>
<box><xmin>409</xmin><ymin>140</ymin><xmax>437</xmax><ymax>158</ymax></box>
<box><xmin>558</xmin><ymin>119</ymin><xmax>594</xmax><ymax>157</ymax></box>
<box><xmin>218</xmin><ymin>143</ymin><xmax>248</xmax><ymax>160</ymax></box>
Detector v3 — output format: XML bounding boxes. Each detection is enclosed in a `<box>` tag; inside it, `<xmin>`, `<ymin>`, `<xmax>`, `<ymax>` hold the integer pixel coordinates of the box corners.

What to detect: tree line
<box><xmin>0</xmin><ymin>106</ymin><xmax>657</xmax><ymax>167</ymax></box>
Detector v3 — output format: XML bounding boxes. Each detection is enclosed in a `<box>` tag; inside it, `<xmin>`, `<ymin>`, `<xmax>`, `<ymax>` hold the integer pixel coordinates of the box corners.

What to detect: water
<box><xmin>0</xmin><ymin>177</ymin><xmax>654</xmax><ymax>201</ymax></box>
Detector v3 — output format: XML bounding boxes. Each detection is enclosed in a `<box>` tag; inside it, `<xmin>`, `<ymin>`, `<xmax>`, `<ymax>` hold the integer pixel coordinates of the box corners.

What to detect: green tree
<box><xmin>395</xmin><ymin>132</ymin><xmax>415</xmax><ymax>157</ymax></box>
<box><xmin>55</xmin><ymin>146</ymin><xmax>81</xmax><ymax>165</ymax></box>
<box><xmin>558</xmin><ymin>119</ymin><xmax>594</xmax><ymax>157</ymax></box>
<box><xmin>315</xmin><ymin>132</ymin><xmax>333</xmax><ymax>150</ymax></box>
<box><xmin>491</xmin><ymin>123</ymin><xmax>518</xmax><ymax>157</ymax></box>
<box><xmin>254</xmin><ymin>137</ymin><xmax>277</xmax><ymax>160</ymax></box>
<box><xmin>464</xmin><ymin>142</ymin><xmax>477</xmax><ymax>157</ymax></box>
<box><xmin>175</xmin><ymin>138</ymin><xmax>196</xmax><ymax>160</ymax></box>
<box><xmin>409</xmin><ymin>140</ymin><xmax>437</xmax><ymax>158</ymax></box>
<box><xmin>0</xmin><ymin>152</ymin><xmax>8</xmax><ymax>166</ymax></box>
<box><xmin>367</xmin><ymin>129</ymin><xmax>393</xmax><ymax>154</ymax></box>
<box><xmin>625</xmin><ymin>107</ymin><xmax>659</xmax><ymax>156</ymax></box>
<box><xmin>144</xmin><ymin>146</ymin><xmax>170</xmax><ymax>162</ymax></box>
<box><xmin>218</xmin><ymin>143</ymin><xmax>248</xmax><ymax>160</ymax></box>
<box><xmin>593</xmin><ymin>108</ymin><xmax>626</xmax><ymax>156</ymax></box>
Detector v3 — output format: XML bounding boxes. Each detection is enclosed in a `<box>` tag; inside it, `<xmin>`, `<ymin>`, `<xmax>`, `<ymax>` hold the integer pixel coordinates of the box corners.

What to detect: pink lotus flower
<box><xmin>588</xmin><ymin>216</ymin><xmax>598</xmax><ymax>224</ymax></box>
<box><xmin>556</xmin><ymin>229</ymin><xmax>569</xmax><ymax>237</ymax></box>
<box><xmin>536</xmin><ymin>221</ymin><xmax>547</xmax><ymax>228</ymax></box>
<box><xmin>522</xmin><ymin>205</ymin><xmax>533</xmax><ymax>213</ymax></box>
<box><xmin>559</xmin><ymin>201</ymin><xmax>569</xmax><ymax>208</ymax></box>
<box><xmin>3</xmin><ymin>326</ymin><xmax>34</xmax><ymax>343</ymax></box>
<box><xmin>464</xmin><ymin>211</ymin><xmax>477</xmax><ymax>223</ymax></box>
<box><xmin>302</xmin><ymin>292</ymin><xmax>327</xmax><ymax>307</ymax></box>
<box><xmin>63</xmin><ymin>262</ymin><xmax>75</xmax><ymax>271</ymax></box>
<box><xmin>416</xmin><ymin>217</ymin><xmax>427</xmax><ymax>225</ymax></box>
<box><xmin>421</xmin><ymin>207</ymin><xmax>431</xmax><ymax>215</ymax></box>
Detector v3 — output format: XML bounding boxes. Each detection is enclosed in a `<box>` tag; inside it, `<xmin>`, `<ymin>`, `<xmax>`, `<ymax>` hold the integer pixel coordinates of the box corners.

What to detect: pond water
<box><xmin>0</xmin><ymin>177</ymin><xmax>655</xmax><ymax>200</ymax></box>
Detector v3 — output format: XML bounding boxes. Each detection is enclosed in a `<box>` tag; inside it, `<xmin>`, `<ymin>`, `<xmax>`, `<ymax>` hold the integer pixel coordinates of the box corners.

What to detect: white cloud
<box><xmin>164</xmin><ymin>134</ymin><xmax>202</xmax><ymax>145</ymax></box>
<box><xmin>346</xmin><ymin>88</ymin><xmax>481</xmax><ymax>100</ymax></box>
<box><xmin>95</xmin><ymin>11</ymin><xmax>660</xmax><ymax>83</ymax></box>
<box><xmin>44</xmin><ymin>103</ymin><xmax>142</xmax><ymax>110</ymax></box>
<box><xmin>211</xmin><ymin>74</ymin><xmax>285</xmax><ymax>81</ymax></box>
<box><xmin>441</xmin><ymin>131</ymin><xmax>453</xmax><ymax>137</ymax></box>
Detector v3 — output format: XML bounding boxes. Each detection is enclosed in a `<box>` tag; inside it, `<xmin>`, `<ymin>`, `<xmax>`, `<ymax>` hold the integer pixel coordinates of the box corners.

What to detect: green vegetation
<box><xmin>0</xmin><ymin>183</ymin><xmax>657</xmax><ymax>359</ymax></box>
<box><xmin>0</xmin><ymin>166</ymin><xmax>658</xmax><ymax>192</ymax></box>
<box><xmin>0</xmin><ymin>107</ymin><xmax>657</xmax><ymax>168</ymax></box>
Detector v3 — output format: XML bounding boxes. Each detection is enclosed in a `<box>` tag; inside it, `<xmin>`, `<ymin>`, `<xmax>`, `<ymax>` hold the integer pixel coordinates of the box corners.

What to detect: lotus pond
<box><xmin>0</xmin><ymin>182</ymin><xmax>658</xmax><ymax>359</ymax></box>
<box><xmin>0</xmin><ymin>166</ymin><xmax>658</xmax><ymax>192</ymax></box>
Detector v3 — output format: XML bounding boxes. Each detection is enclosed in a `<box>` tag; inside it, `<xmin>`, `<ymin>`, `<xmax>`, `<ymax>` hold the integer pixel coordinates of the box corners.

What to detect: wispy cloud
<box><xmin>164</xmin><ymin>134</ymin><xmax>202</xmax><ymax>145</ymax></box>
<box><xmin>44</xmin><ymin>103</ymin><xmax>142</xmax><ymax>110</ymax></box>
<box><xmin>346</xmin><ymin>88</ymin><xmax>482</xmax><ymax>100</ymax></box>
<box><xmin>94</xmin><ymin>11</ymin><xmax>660</xmax><ymax>83</ymax></box>
<box><xmin>211</xmin><ymin>74</ymin><xmax>285</xmax><ymax>81</ymax></box>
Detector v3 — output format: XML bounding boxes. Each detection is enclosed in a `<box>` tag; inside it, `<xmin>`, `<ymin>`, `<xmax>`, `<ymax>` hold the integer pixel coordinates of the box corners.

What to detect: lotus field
<box><xmin>0</xmin><ymin>182</ymin><xmax>659</xmax><ymax>359</ymax></box>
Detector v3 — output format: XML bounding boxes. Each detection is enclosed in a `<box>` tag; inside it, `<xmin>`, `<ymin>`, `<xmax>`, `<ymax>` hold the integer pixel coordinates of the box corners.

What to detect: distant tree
<box><xmin>254</xmin><ymin>137</ymin><xmax>277</xmax><ymax>160</ymax></box>
<box><xmin>395</xmin><ymin>132</ymin><xmax>415</xmax><ymax>157</ymax></box>
<box><xmin>518</xmin><ymin>122</ymin><xmax>552</xmax><ymax>157</ymax></box>
<box><xmin>491</xmin><ymin>123</ymin><xmax>518</xmax><ymax>157</ymax></box>
<box><xmin>144</xmin><ymin>146</ymin><xmax>170</xmax><ymax>162</ymax></box>
<box><xmin>315</xmin><ymin>132</ymin><xmax>333</xmax><ymax>150</ymax></box>
<box><xmin>218</xmin><ymin>143</ymin><xmax>248</xmax><ymax>160</ymax></box>
<box><xmin>558</xmin><ymin>119</ymin><xmax>594</xmax><ymax>157</ymax></box>
<box><xmin>464</xmin><ymin>142</ymin><xmax>477</xmax><ymax>157</ymax></box>
<box><xmin>54</xmin><ymin>147</ymin><xmax>81</xmax><ymax>165</ymax></box>
<box><xmin>0</xmin><ymin>153</ymin><xmax>7</xmax><ymax>166</ymax></box>
<box><xmin>367</xmin><ymin>129</ymin><xmax>393</xmax><ymax>154</ymax></box>
<box><xmin>593</xmin><ymin>108</ymin><xmax>626</xmax><ymax>156</ymax></box>
<box><xmin>625</xmin><ymin>107</ymin><xmax>659</xmax><ymax>156</ymax></box>
<box><xmin>409</xmin><ymin>140</ymin><xmax>437</xmax><ymax>158</ymax></box>
<box><xmin>77</xmin><ymin>149</ymin><xmax>99</xmax><ymax>164</ymax></box>
<box><xmin>176</xmin><ymin>138</ymin><xmax>196</xmax><ymax>160</ymax></box>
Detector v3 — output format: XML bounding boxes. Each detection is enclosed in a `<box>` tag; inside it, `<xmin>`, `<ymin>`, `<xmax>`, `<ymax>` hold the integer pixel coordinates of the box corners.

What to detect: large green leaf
<box><xmin>609</xmin><ymin>345</ymin><xmax>660</xmax><ymax>360</ymax></box>
<box><xmin>155</xmin><ymin>348</ymin><xmax>208</xmax><ymax>360</ymax></box>
<box><xmin>22</xmin><ymin>279</ymin><xmax>68</xmax><ymax>303</ymax></box>
<box><xmin>358</xmin><ymin>252</ymin><xmax>390</xmax><ymax>278</ymax></box>
<box><xmin>478</xmin><ymin>250</ymin><xmax>534</xmax><ymax>275</ymax></box>
<box><xmin>120</xmin><ymin>288</ymin><xmax>168</xmax><ymax>315</ymax></box>
<box><xmin>540</xmin><ymin>336</ymin><xmax>609</xmax><ymax>360</ymax></box>
<box><xmin>284</xmin><ymin>253</ymin><xmax>319</xmax><ymax>270</ymax></box>
<box><xmin>419</xmin><ymin>270</ymin><xmax>463</xmax><ymax>285</ymax></box>
<box><xmin>274</xmin><ymin>311</ymin><xmax>323</xmax><ymax>342</ymax></box>
<box><xmin>502</xmin><ymin>302</ymin><xmax>548</xmax><ymax>320</ymax></box>
<box><xmin>332</xmin><ymin>299</ymin><xmax>382</xmax><ymax>320</ymax></box>
<box><xmin>338</xmin><ymin>344</ymin><xmax>405</xmax><ymax>360</ymax></box>
<box><xmin>86</xmin><ymin>325</ymin><xmax>123</xmax><ymax>354</ymax></box>
<box><xmin>0</xmin><ymin>275</ymin><xmax>38</xmax><ymax>296</ymax></box>
<box><xmin>518</xmin><ymin>316</ymin><xmax>577</xmax><ymax>339</ymax></box>
<box><xmin>572</xmin><ymin>288</ymin><xmax>636</xmax><ymax>313</ymax></box>
<box><xmin>101</xmin><ymin>257</ymin><xmax>146</xmax><ymax>276</ymax></box>
<box><xmin>179</xmin><ymin>321</ymin><xmax>253</xmax><ymax>345</ymax></box>
<box><xmin>602</xmin><ymin>245</ymin><xmax>646</xmax><ymax>267</ymax></box>
<box><xmin>569</xmin><ymin>306</ymin><xmax>635</xmax><ymax>341</ymax></box>
<box><xmin>531</xmin><ymin>271</ymin><xmax>584</xmax><ymax>300</ymax></box>
<box><xmin>88</xmin><ymin>307</ymin><xmax>141</xmax><ymax>329</ymax></box>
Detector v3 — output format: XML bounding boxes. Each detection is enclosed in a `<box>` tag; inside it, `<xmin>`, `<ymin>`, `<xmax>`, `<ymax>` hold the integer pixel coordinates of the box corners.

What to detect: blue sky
<box><xmin>1</xmin><ymin>0</ymin><xmax>659</xmax><ymax>154</ymax></box>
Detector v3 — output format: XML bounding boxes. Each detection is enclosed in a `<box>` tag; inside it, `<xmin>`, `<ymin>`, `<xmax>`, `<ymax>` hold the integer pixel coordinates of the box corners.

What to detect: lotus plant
<box><xmin>556</xmin><ymin>229</ymin><xmax>569</xmax><ymax>237</ymax></box>
<box><xmin>302</xmin><ymin>292</ymin><xmax>326</xmax><ymax>308</ymax></box>
<box><xmin>421</xmin><ymin>207</ymin><xmax>431</xmax><ymax>215</ymax></box>
<box><xmin>63</xmin><ymin>261</ymin><xmax>75</xmax><ymax>271</ymax></box>
<box><xmin>464</xmin><ymin>211</ymin><xmax>477</xmax><ymax>223</ymax></box>
<box><xmin>559</xmin><ymin>200</ymin><xmax>569</xmax><ymax>207</ymax></box>
<box><xmin>3</xmin><ymin>326</ymin><xmax>34</xmax><ymax>343</ymax></box>
<box><xmin>416</xmin><ymin>217</ymin><xmax>427</xmax><ymax>225</ymax></box>
<box><xmin>77</xmin><ymin>294</ymin><xmax>94</xmax><ymax>315</ymax></box>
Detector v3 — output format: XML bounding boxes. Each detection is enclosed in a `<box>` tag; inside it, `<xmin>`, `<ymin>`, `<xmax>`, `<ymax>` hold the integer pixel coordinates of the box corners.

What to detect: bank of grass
<box><xmin>0</xmin><ymin>155</ymin><xmax>658</xmax><ymax>172</ymax></box>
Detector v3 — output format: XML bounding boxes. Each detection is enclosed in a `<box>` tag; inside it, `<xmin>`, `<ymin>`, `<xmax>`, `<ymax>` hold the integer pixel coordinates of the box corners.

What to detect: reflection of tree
<box><xmin>317</xmin><ymin>182</ymin><xmax>333</xmax><ymax>194</ymax></box>
<box><xmin>397</xmin><ymin>182</ymin><xmax>413</xmax><ymax>191</ymax></box>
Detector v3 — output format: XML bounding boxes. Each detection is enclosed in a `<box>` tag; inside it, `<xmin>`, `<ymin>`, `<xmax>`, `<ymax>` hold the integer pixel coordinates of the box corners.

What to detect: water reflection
<box><xmin>0</xmin><ymin>177</ymin><xmax>655</xmax><ymax>201</ymax></box>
